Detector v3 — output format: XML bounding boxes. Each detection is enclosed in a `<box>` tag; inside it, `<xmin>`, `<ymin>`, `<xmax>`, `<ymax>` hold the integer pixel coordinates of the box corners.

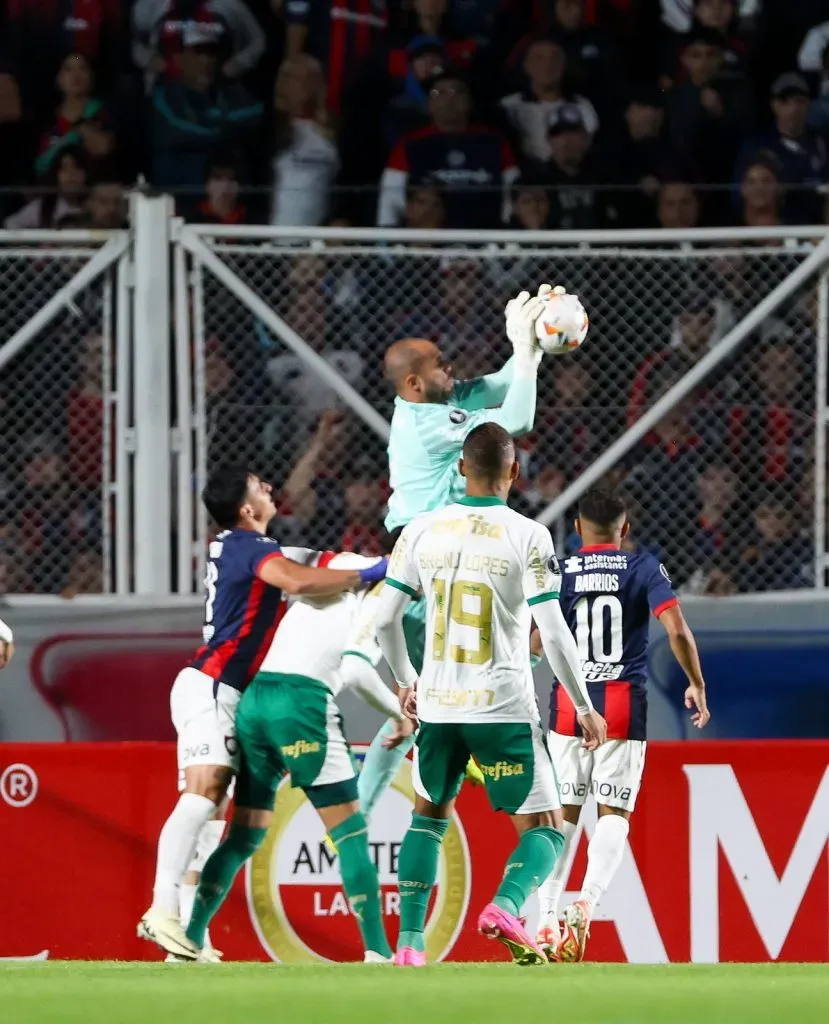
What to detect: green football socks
<box><xmin>494</xmin><ymin>826</ymin><xmax>565</xmax><ymax>917</ymax></box>
<box><xmin>186</xmin><ymin>824</ymin><xmax>267</xmax><ymax>947</ymax></box>
<box><xmin>330</xmin><ymin>812</ymin><xmax>392</xmax><ymax>959</ymax></box>
<box><xmin>397</xmin><ymin>813</ymin><xmax>450</xmax><ymax>953</ymax></box>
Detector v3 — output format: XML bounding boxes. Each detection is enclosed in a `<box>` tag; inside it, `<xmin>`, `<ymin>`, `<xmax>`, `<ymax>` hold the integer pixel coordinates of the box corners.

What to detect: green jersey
<box><xmin>384</xmin><ymin>356</ymin><xmax>537</xmax><ymax>531</ymax></box>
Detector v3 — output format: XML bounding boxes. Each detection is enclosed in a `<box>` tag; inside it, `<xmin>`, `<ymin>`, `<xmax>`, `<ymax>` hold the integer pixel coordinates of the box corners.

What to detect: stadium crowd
<box><xmin>0</xmin><ymin>0</ymin><xmax>824</xmax><ymax>595</ymax></box>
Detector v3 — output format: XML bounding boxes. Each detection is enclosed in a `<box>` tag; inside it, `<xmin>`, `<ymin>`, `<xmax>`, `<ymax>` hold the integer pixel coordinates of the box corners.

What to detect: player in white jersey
<box><xmin>375</xmin><ymin>423</ymin><xmax>607</xmax><ymax>966</ymax></box>
<box><xmin>177</xmin><ymin>554</ymin><xmax>413</xmax><ymax>963</ymax></box>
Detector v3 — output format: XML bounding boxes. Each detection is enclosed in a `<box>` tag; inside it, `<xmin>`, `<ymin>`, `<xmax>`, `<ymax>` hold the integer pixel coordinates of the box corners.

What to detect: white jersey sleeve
<box><xmin>521</xmin><ymin>525</ymin><xmax>563</xmax><ymax>608</ymax></box>
<box><xmin>385</xmin><ymin>520</ymin><xmax>423</xmax><ymax>598</ymax></box>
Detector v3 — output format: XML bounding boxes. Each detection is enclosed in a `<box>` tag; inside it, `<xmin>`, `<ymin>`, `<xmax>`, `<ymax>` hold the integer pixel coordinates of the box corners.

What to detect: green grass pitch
<box><xmin>2</xmin><ymin>962</ymin><xmax>827</xmax><ymax>1023</ymax></box>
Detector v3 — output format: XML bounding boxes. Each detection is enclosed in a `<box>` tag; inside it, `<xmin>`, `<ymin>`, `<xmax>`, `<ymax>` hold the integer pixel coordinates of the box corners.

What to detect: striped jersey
<box><xmin>550</xmin><ymin>545</ymin><xmax>678</xmax><ymax>741</ymax></box>
<box><xmin>190</xmin><ymin>528</ymin><xmax>286</xmax><ymax>691</ymax></box>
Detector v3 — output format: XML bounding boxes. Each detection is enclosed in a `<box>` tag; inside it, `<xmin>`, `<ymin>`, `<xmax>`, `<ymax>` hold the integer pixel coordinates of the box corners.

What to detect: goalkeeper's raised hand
<box><xmin>504</xmin><ymin>283</ymin><xmax>556</xmax><ymax>367</ymax></box>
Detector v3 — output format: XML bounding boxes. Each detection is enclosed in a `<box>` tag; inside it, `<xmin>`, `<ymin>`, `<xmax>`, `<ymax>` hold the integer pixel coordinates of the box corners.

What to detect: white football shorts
<box><xmin>170</xmin><ymin>667</ymin><xmax>241</xmax><ymax>788</ymax></box>
<box><xmin>547</xmin><ymin>732</ymin><xmax>646</xmax><ymax>813</ymax></box>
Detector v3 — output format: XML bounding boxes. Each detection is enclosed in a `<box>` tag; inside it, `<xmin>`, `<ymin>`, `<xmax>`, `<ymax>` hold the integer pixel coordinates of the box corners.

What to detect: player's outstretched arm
<box><xmin>0</xmin><ymin>617</ymin><xmax>13</xmax><ymax>670</ymax></box>
<box><xmin>257</xmin><ymin>555</ymin><xmax>387</xmax><ymax>598</ymax></box>
<box><xmin>374</xmin><ymin>584</ymin><xmax>419</xmax><ymax>691</ymax></box>
<box><xmin>339</xmin><ymin>654</ymin><xmax>404</xmax><ymax>721</ymax></box>
<box><xmin>657</xmin><ymin>604</ymin><xmax>710</xmax><ymax>729</ymax></box>
<box><xmin>532</xmin><ymin>599</ymin><xmax>607</xmax><ymax>750</ymax></box>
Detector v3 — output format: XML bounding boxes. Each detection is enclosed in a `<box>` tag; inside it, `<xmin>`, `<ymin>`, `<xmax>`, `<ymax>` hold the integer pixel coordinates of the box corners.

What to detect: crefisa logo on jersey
<box><xmin>246</xmin><ymin>750</ymin><xmax>471</xmax><ymax>963</ymax></box>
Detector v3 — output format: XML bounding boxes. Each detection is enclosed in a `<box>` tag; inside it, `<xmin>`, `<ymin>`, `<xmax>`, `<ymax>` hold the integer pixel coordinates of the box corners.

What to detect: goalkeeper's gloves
<box><xmin>504</xmin><ymin>283</ymin><xmax>556</xmax><ymax>369</ymax></box>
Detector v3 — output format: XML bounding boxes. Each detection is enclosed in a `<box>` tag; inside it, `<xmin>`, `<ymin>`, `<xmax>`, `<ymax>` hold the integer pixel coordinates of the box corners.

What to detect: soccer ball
<box><xmin>535</xmin><ymin>291</ymin><xmax>589</xmax><ymax>355</ymax></box>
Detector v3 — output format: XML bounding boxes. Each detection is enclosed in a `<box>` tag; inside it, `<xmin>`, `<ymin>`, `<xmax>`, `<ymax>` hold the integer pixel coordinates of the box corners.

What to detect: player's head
<box><xmin>576</xmin><ymin>487</ymin><xmax>629</xmax><ymax>546</ymax></box>
<box><xmin>383</xmin><ymin>338</ymin><xmax>454</xmax><ymax>404</ymax></box>
<box><xmin>459</xmin><ymin>423</ymin><xmax>519</xmax><ymax>498</ymax></box>
<box><xmin>202</xmin><ymin>465</ymin><xmax>276</xmax><ymax>531</ymax></box>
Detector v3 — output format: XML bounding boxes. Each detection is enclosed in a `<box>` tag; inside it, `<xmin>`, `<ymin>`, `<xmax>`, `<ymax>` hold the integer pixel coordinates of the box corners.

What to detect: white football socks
<box><xmin>537</xmin><ymin>819</ymin><xmax>577</xmax><ymax>925</ymax></box>
<box><xmin>152</xmin><ymin>793</ymin><xmax>216</xmax><ymax>914</ymax></box>
<box><xmin>580</xmin><ymin>814</ymin><xmax>629</xmax><ymax>913</ymax></box>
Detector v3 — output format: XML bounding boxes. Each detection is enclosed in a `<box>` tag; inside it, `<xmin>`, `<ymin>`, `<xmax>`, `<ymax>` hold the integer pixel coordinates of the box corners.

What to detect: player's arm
<box><xmin>339</xmin><ymin>654</ymin><xmax>405</xmax><ymax>721</ymax></box>
<box><xmin>374</xmin><ymin>525</ymin><xmax>421</xmax><ymax>698</ymax></box>
<box><xmin>452</xmin><ymin>356</ymin><xmax>516</xmax><ymax>411</ymax></box>
<box><xmin>522</xmin><ymin>527</ymin><xmax>606</xmax><ymax>748</ymax></box>
<box><xmin>0</xmin><ymin>617</ymin><xmax>14</xmax><ymax>669</ymax></box>
<box><xmin>257</xmin><ymin>554</ymin><xmax>387</xmax><ymax>598</ymax></box>
<box><xmin>657</xmin><ymin>604</ymin><xmax>710</xmax><ymax>729</ymax></box>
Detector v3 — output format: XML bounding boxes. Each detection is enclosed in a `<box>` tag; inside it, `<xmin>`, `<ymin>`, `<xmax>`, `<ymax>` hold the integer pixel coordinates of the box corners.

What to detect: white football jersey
<box><xmin>258</xmin><ymin>554</ymin><xmax>383</xmax><ymax>690</ymax></box>
<box><xmin>387</xmin><ymin>497</ymin><xmax>561</xmax><ymax>723</ymax></box>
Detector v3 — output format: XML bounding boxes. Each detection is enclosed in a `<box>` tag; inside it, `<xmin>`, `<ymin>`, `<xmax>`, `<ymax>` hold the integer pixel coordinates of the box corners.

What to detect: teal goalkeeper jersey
<box><xmin>384</xmin><ymin>356</ymin><xmax>538</xmax><ymax>531</ymax></box>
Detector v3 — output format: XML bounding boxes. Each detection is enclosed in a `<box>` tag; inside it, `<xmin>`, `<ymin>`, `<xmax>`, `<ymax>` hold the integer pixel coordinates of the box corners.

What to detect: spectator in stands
<box><xmin>5</xmin><ymin>0</ymin><xmax>122</xmax><ymax>115</ymax></box>
<box><xmin>540</xmin><ymin>0</ymin><xmax>622</xmax><ymax>116</ymax></box>
<box><xmin>132</xmin><ymin>0</ymin><xmax>265</xmax><ymax>87</ymax></box>
<box><xmin>400</xmin><ymin>182</ymin><xmax>446</xmax><ymax>229</ymax></box>
<box><xmin>737</xmin><ymin>151</ymin><xmax>785</xmax><ymax>229</ymax></box>
<box><xmin>508</xmin><ymin>178</ymin><xmax>552</xmax><ymax>229</ymax></box>
<box><xmin>727</xmin><ymin>338</ymin><xmax>812</xmax><ymax>491</ymax></box>
<box><xmin>736</xmin><ymin>73</ymin><xmax>828</xmax><ymax>225</ymax></box>
<box><xmin>267</xmin><ymin>254</ymin><xmax>365</xmax><ymax>431</ymax></box>
<box><xmin>149</xmin><ymin>22</ymin><xmax>263</xmax><ymax>192</ymax></box>
<box><xmin>285</xmin><ymin>0</ymin><xmax>389</xmax><ymax>114</ymax></box>
<box><xmin>525</xmin><ymin>356</ymin><xmax>604</xmax><ymax>508</ymax></box>
<box><xmin>661</xmin><ymin>0</ymin><xmax>746</xmax><ymax>84</ymax></box>
<box><xmin>195</xmin><ymin>156</ymin><xmax>247</xmax><ymax>224</ymax></box>
<box><xmin>797</xmin><ymin>19</ymin><xmax>829</xmax><ymax>85</ymax></box>
<box><xmin>606</xmin><ymin>85</ymin><xmax>673</xmax><ymax>227</ymax></box>
<box><xmin>667</xmin><ymin>28</ymin><xmax>751</xmax><ymax>193</ymax></box>
<box><xmin>86</xmin><ymin>178</ymin><xmax>128</xmax><ymax>228</ymax></box>
<box><xmin>387</xmin><ymin>0</ymin><xmax>479</xmax><ymax>75</ymax></box>
<box><xmin>524</xmin><ymin>103</ymin><xmax>610</xmax><ymax>229</ymax></box>
<box><xmin>378</xmin><ymin>69</ymin><xmax>518</xmax><ymax>228</ymax></box>
<box><xmin>280</xmin><ymin>409</ymin><xmax>352</xmax><ymax>550</ymax></box>
<box><xmin>4</xmin><ymin>147</ymin><xmax>89</xmax><ymax>229</ymax></box>
<box><xmin>12</xmin><ymin>433</ymin><xmax>73</xmax><ymax>594</ymax></box>
<box><xmin>656</xmin><ymin>177</ymin><xmax>701</xmax><ymax>228</ymax></box>
<box><xmin>269</xmin><ymin>54</ymin><xmax>339</xmax><ymax>228</ymax></box>
<box><xmin>625</xmin><ymin>363</ymin><xmax>712</xmax><ymax>584</ymax></box>
<box><xmin>806</xmin><ymin>42</ymin><xmax>829</xmax><ymax>135</ymax></box>
<box><xmin>0</xmin><ymin>70</ymin><xmax>33</xmax><ymax>223</ymax></box>
<box><xmin>499</xmin><ymin>37</ymin><xmax>598</xmax><ymax>165</ymax></box>
<box><xmin>36</xmin><ymin>54</ymin><xmax>115</xmax><ymax>179</ymax></box>
<box><xmin>391</xmin><ymin>257</ymin><xmax>501</xmax><ymax>363</ymax></box>
<box><xmin>627</xmin><ymin>293</ymin><xmax>733</xmax><ymax>425</ymax></box>
<box><xmin>683</xmin><ymin>460</ymin><xmax>741</xmax><ymax>592</ymax></box>
<box><xmin>734</xmin><ymin>487</ymin><xmax>812</xmax><ymax>590</ymax></box>
<box><xmin>383</xmin><ymin>38</ymin><xmax>446</xmax><ymax>146</ymax></box>
<box><xmin>341</xmin><ymin>457</ymin><xmax>388</xmax><ymax>555</ymax></box>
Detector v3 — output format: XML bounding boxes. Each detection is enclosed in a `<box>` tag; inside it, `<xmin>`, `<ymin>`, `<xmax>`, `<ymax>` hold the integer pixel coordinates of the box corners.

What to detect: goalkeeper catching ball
<box><xmin>357</xmin><ymin>284</ymin><xmax>553</xmax><ymax>815</ymax></box>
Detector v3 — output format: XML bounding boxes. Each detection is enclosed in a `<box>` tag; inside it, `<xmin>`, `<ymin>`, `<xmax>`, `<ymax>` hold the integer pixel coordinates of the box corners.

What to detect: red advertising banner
<box><xmin>0</xmin><ymin>742</ymin><xmax>827</xmax><ymax>963</ymax></box>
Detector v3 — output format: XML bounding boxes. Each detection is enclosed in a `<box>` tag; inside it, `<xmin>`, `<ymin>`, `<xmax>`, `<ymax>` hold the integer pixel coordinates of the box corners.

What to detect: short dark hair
<box><xmin>462</xmin><ymin>423</ymin><xmax>515</xmax><ymax>480</ymax></box>
<box><xmin>578</xmin><ymin>487</ymin><xmax>627</xmax><ymax>530</ymax></box>
<box><xmin>202</xmin><ymin>465</ymin><xmax>253</xmax><ymax>529</ymax></box>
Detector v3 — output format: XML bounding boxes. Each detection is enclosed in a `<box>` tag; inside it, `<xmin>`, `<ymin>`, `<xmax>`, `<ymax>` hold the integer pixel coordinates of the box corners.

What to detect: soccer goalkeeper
<box><xmin>358</xmin><ymin>285</ymin><xmax>552</xmax><ymax>815</ymax></box>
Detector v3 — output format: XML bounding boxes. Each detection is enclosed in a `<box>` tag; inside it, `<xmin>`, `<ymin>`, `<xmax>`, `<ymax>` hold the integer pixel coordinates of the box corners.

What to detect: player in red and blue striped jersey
<box><xmin>534</xmin><ymin>487</ymin><xmax>710</xmax><ymax>962</ymax></box>
<box><xmin>138</xmin><ymin>465</ymin><xmax>388</xmax><ymax>959</ymax></box>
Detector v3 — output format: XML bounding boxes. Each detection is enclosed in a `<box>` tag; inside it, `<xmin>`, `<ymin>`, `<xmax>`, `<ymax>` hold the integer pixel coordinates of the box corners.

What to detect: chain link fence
<box><xmin>0</xmin><ymin>239</ymin><xmax>117</xmax><ymax>595</ymax></box>
<box><xmin>193</xmin><ymin>230</ymin><xmax>824</xmax><ymax>595</ymax></box>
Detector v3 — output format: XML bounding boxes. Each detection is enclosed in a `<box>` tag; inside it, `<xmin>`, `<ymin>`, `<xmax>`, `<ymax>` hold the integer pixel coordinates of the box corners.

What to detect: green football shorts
<box><xmin>235</xmin><ymin>672</ymin><xmax>358</xmax><ymax>811</ymax></box>
<box><xmin>413</xmin><ymin>720</ymin><xmax>560</xmax><ymax>815</ymax></box>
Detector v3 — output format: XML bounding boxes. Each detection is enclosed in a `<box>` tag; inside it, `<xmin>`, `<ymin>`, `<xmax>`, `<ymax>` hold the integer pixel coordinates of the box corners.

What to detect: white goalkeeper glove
<box><xmin>504</xmin><ymin>283</ymin><xmax>553</xmax><ymax>369</ymax></box>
